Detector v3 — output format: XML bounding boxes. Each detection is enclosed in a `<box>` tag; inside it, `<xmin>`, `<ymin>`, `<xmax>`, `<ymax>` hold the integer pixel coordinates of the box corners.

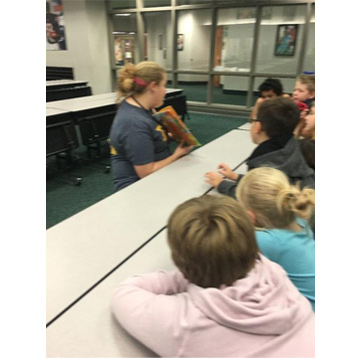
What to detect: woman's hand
<box><xmin>204</xmin><ymin>171</ymin><xmax>224</xmax><ymax>188</ymax></box>
<box><xmin>217</xmin><ymin>163</ymin><xmax>238</xmax><ymax>181</ymax></box>
<box><xmin>173</xmin><ymin>140</ymin><xmax>193</xmax><ymax>158</ymax></box>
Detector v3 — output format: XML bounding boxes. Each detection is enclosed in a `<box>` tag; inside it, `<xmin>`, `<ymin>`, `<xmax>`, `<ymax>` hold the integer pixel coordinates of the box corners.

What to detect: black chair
<box><xmin>46</xmin><ymin>86</ymin><xmax>92</xmax><ymax>102</ymax></box>
<box><xmin>46</xmin><ymin>66</ymin><xmax>74</xmax><ymax>80</ymax></box>
<box><xmin>77</xmin><ymin>110</ymin><xmax>117</xmax><ymax>172</ymax></box>
<box><xmin>46</xmin><ymin>116</ymin><xmax>82</xmax><ymax>186</ymax></box>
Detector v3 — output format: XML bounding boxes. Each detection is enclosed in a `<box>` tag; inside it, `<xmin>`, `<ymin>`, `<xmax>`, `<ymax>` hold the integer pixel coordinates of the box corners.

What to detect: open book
<box><xmin>154</xmin><ymin>106</ymin><xmax>201</xmax><ymax>147</ymax></box>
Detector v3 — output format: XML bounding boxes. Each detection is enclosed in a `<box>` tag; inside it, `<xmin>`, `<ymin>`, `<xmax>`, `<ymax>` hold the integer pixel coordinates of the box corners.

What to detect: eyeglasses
<box><xmin>248</xmin><ymin>118</ymin><xmax>260</xmax><ymax>124</ymax></box>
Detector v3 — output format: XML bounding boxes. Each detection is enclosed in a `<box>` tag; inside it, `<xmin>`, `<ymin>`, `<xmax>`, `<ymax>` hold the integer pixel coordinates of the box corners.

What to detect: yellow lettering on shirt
<box><xmin>109</xmin><ymin>145</ymin><xmax>117</xmax><ymax>155</ymax></box>
<box><xmin>156</xmin><ymin>124</ymin><xmax>167</xmax><ymax>142</ymax></box>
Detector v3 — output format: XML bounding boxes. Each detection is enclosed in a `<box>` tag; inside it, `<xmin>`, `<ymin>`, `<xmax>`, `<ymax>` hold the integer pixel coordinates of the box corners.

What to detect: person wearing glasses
<box><xmin>205</xmin><ymin>97</ymin><xmax>315</xmax><ymax>199</ymax></box>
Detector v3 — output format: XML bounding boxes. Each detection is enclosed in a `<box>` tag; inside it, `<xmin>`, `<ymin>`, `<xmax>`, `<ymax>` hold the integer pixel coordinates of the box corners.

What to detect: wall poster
<box><xmin>46</xmin><ymin>0</ymin><xmax>67</xmax><ymax>51</ymax></box>
<box><xmin>177</xmin><ymin>34</ymin><xmax>184</xmax><ymax>51</ymax></box>
<box><xmin>114</xmin><ymin>36</ymin><xmax>135</xmax><ymax>66</ymax></box>
<box><xmin>274</xmin><ymin>24</ymin><xmax>298</xmax><ymax>57</ymax></box>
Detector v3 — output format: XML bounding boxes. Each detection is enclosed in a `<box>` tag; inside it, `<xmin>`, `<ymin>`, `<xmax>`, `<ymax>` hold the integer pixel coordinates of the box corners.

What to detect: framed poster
<box><xmin>177</xmin><ymin>34</ymin><xmax>184</xmax><ymax>51</ymax></box>
<box><xmin>274</xmin><ymin>24</ymin><xmax>298</xmax><ymax>56</ymax></box>
<box><xmin>114</xmin><ymin>36</ymin><xmax>135</xmax><ymax>66</ymax></box>
<box><xmin>114</xmin><ymin>37</ymin><xmax>124</xmax><ymax>66</ymax></box>
<box><xmin>46</xmin><ymin>0</ymin><xmax>67</xmax><ymax>50</ymax></box>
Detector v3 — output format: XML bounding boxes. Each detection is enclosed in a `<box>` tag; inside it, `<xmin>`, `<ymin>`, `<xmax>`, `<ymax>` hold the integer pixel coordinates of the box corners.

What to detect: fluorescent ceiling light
<box><xmin>116</xmin><ymin>13</ymin><xmax>131</xmax><ymax>16</ymax></box>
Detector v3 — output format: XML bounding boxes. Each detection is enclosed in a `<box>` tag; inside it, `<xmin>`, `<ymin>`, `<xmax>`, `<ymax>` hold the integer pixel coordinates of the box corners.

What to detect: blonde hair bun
<box><xmin>236</xmin><ymin>167</ymin><xmax>315</xmax><ymax>229</ymax></box>
<box><xmin>117</xmin><ymin>61</ymin><xmax>166</xmax><ymax>100</ymax></box>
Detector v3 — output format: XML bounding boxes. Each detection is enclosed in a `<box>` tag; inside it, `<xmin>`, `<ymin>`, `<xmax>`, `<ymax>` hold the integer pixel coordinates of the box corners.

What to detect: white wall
<box><xmin>46</xmin><ymin>0</ymin><xmax>112</xmax><ymax>94</ymax></box>
<box><xmin>145</xmin><ymin>12</ymin><xmax>172</xmax><ymax>69</ymax></box>
<box><xmin>177</xmin><ymin>10</ymin><xmax>211</xmax><ymax>82</ymax></box>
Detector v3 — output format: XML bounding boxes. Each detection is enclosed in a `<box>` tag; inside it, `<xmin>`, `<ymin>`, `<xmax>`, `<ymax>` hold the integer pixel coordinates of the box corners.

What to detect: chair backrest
<box><xmin>46</xmin><ymin>118</ymin><xmax>79</xmax><ymax>157</ymax></box>
<box><xmin>46</xmin><ymin>86</ymin><xmax>92</xmax><ymax>102</ymax></box>
<box><xmin>46</xmin><ymin>66</ymin><xmax>74</xmax><ymax>80</ymax></box>
<box><xmin>78</xmin><ymin>111</ymin><xmax>117</xmax><ymax>146</ymax></box>
<box><xmin>157</xmin><ymin>94</ymin><xmax>188</xmax><ymax>119</ymax></box>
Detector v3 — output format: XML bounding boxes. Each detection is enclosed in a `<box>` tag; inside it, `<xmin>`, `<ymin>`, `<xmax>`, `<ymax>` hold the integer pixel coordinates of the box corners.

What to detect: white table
<box><xmin>47</xmin><ymin>230</ymin><xmax>174</xmax><ymax>357</ymax></box>
<box><xmin>46</xmin><ymin>89</ymin><xmax>183</xmax><ymax>113</ymax></box>
<box><xmin>164</xmin><ymin>88</ymin><xmax>183</xmax><ymax>96</ymax></box>
<box><xmin>46</xmin><ymin>107</ymin><xmax>71</xmax><ymax>117</ymax></box>
<box><xmin>46</xmin><ymin>79</ymin><xmax>88</xmax><ymax>88</ymax></box>
<box><xmin>46</xmin><ymin>129</ymin><xmax>256</xmax><ymax>325</ymax></box>
<box><xmin>46</xmin><ymin>92</ymin><xmax>117</xmax><ymax>113</ymax></box>
<box><xmin>237</xmin><ymin>122</ymin><xmax>251</xmax><ymax>131</ymax></box>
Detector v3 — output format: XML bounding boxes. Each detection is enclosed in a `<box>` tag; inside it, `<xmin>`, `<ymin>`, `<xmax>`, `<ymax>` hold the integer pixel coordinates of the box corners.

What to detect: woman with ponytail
<box><xmin>109</xmin><ymin>61</ymin><xmax>193</xmax><ymax>192</ymax></box>
<box><xmin>236</xmin><ymin>167</ymin><xmax>315</xmax><ymax>311</ymax></box>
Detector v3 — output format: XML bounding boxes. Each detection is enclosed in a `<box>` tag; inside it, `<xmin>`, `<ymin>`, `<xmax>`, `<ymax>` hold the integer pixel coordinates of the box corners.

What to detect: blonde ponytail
<box><xmin>276</xmin><ymin>185</ymin><xmax>315</xmax><ymax>222</ymax></box>
<box><xmin>236</xmin><ymin>167</ymin><xmax>315</xmax><ymax>229</ymax></box>
<box><xmin>116</xmin><ymin>63</ymin><xmax>137</xmax><ymax>102</ymax></box>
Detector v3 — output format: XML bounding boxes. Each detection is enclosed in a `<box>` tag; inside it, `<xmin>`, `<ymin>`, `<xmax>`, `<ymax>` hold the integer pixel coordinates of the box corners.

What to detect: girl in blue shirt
<box><xmin>236</xmin><ymin>167</ymin><xmax>315</xmax><ymax>311</ymax></box>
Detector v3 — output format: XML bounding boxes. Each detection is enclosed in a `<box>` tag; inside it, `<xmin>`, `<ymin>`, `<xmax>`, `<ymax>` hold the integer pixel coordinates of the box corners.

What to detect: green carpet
<box><xmin>46</xmin><ymin>111</ymin><xmax>248</xmax><ymax>229</ymax></box>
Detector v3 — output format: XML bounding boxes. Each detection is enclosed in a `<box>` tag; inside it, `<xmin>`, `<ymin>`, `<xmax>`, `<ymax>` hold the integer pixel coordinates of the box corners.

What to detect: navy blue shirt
<box><xmin>109</xmin><ymin>101</ymin><xmax>171</xmax><ymax>191</ymax></box>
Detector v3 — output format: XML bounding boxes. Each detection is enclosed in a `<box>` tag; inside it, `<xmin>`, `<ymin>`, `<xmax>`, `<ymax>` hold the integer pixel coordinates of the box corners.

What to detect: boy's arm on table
<box><xmin>204</xmin><ymin>169</ymin><xmax>243</xmax><ymax>199</ymax></box>
<box><xmin>111</xmin><ymin>270</ymin><xmax>189</xmax><ymax>356</ymax></box>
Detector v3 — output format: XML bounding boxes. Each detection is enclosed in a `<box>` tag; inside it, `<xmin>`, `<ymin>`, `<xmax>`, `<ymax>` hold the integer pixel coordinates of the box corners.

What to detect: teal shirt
<box><xmin>256</xmin><ymin>218</ymin><xmax>315</xmax><ymax>311</ymax></box>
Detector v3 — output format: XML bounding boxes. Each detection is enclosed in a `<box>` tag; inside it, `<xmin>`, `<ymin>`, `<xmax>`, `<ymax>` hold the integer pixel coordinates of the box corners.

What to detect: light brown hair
<box><xmin>296</xmin><ymin>74</ymin><xmax>315</xmax><ymax>93</ymax></box>
<box><xmin>257</xmin><ymin>97</ymin><xmax>300</xmax><ymax>138</ymax></box>
<box><xmin>116</xmin><ymin>61</ymin><xmax>166</xmax><ymax>101</ymax></box>
<box><xmin>167</xmin><ymin>195</ymin><xmax>258</xmax><ymax>288</ymax></box>
<box><xmin>236</xmin><ymin>167</ymin><xmax>315</xmax><ymax>229</ymax></box>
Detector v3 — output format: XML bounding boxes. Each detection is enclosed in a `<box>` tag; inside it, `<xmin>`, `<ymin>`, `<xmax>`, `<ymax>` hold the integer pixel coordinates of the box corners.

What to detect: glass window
<box><xmin>256</xmin><ymin>5</ymin><xmax>307</xmax><ymax>75</ymax></box>
<box><xmin>253</xmin><ymin>76</ymin><xmax>295</xmax><ymax>103</ymax></box>
<box><xmin>214</xmin><ymin>7</ymin><xmax>256</xmax><ymax>73</ymax></box>
<box><xmin>113</xmin><ymin>13</ymin><xmax>138</xmax><ymax>66</ymax></box>
<box><xmin>302</xmin><ymin>3</ymin><xmax>315</xmax><ymax>73</ymax></box>
<box><xmin>109</xmin><ymin>1</ymin><xmax>136</xmax><ymax>9</ymax></box>
<box><xmin>213</xmin><ymin>75</ymin><xmax>250</xmax><ymax>106</ymax></box>
<box><xmin>177</xmin><ymin>9</ymin><xmax>212</xmax><ymax>71</ymax></box>
<box><xmin>179</xmin><ymin>75</ymin><xmax>208</xmax><ymax>102</ymax></box>
<box><xmin>143</xmin><ymin>0</ymin><xmax>171</xmax><ymax>7</ymax></box>
<box><xmin>143</xmin><ymin>12</ymin><xmax>173</xmax><ymax>70</ymax></box>
<box><xmin>177</xmin><ymin>0</ymin><xmax>212</xmax><ymax>5</ymax></box>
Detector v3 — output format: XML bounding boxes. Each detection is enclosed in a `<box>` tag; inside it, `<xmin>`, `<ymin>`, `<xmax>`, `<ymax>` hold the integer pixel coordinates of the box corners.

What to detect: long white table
<box><xmin>46</xmin><ymin>107</ymin><xmax>71</xmax><ymax>117</ymax></box>
<box><xmin>46</xmin><ymin>150</ymin><xmax>249</xmax><ymax>358</ymax></box>
<box><xmin>47</xmin><ymin>230</ymin><xmax>174</xmax><ymax>357</ymax></box>
<box><xmin>46</xmin><ymin>89</ymin><xmax>184</xmax><ymax>113</ymax></box>
<box><xmin>46</xmin><ymin>129</ymin><xmax>256</xmax><ymax>325</ymax></box>
<box><xmin>46</xmin><ymin>79</ymin><xmax>88</xmax><ymax>88</ymax></box>
<box><xmin>238</xmin><ymin>122</ymin><xmax>251</xmax><ymax>131</ymax></box>
<box><xmin>46</xmin><ymin>92</ymin><xmax>117</xmax><ymax>113</ymax></box>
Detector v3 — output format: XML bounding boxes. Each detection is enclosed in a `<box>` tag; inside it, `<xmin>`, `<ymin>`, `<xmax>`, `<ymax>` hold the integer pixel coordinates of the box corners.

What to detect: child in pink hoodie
<box><xmin>111</xmin><ymin>195</ymin><xmax>315</xmax><ymax>357</ymax></box>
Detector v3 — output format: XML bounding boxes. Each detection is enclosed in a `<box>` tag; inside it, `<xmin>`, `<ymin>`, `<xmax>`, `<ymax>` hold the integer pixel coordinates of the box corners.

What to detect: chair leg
<box><xmin>82</xmin><ymin>143</ymin><xmax>111</xmax><ymax>174</ymax></box>
<box><xmin>46</xmin><ymin>165</ymin><xmax>82</xmax><ymax>186</ymax></box>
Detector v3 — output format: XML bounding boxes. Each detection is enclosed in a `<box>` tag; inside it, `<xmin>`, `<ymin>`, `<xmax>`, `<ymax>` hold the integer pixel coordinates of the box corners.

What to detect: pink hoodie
<box><xmin>112</xmin><ymin>255</ymin><xmax>314</xmax><ymax>357</ymax></box>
